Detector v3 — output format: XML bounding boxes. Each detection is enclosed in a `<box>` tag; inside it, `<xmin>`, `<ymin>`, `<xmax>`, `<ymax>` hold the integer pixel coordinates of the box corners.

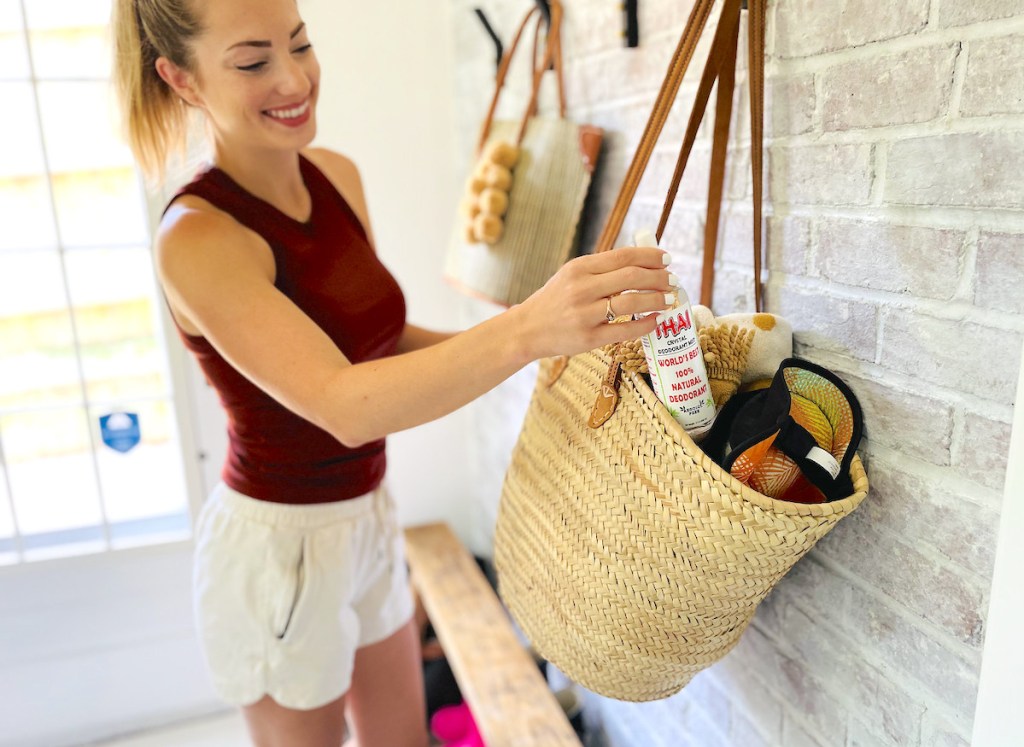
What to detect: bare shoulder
<box><xmin>156</xmin><ymin>195</ymin><xmax>274</xmax><ymax>283</ymax></box>
<box><xmin>303</xmin><ymin>147</ymin><xmax>375</xmax><ymax>245</ymax></box>
<box><xmin>156</xmin><ymin>195</ymin><xmax>275</xmax><ymax>334</ymax></box>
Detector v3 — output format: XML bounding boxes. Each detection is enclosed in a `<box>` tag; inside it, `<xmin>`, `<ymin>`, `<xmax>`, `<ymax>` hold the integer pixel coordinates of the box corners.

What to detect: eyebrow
<box><xmin>227</xmin><ymin>22</ymin><xmax>305</xmax><ymax>51</ymax></box>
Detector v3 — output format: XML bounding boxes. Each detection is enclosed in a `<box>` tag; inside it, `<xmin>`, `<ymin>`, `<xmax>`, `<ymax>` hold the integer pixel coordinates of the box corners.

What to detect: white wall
<box><xmin>301</xmin><ymin>0</ymin><xmax>470</xmax><ymax>538</ymax></box>
<box><xmin>973</xmin><ymin>337</ymin><xmax>1024</xmax><ymax>746</ymax></box>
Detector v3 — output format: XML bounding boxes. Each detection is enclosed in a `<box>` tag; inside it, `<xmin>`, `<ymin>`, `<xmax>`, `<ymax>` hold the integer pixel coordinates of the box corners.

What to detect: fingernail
<box><xmin>662</xmin><ymin>252</ymin><xmax>672</xmax><ymax>265</ymax></box>
<box><xmin>668</xmin><ymin>273</ymin><xmax>679</xmax><ymax>287</ymax></box>
<box><xmin>664</xmin><ymin>293</ymin><xmax>676</xmax><ymax>306</ymax></box>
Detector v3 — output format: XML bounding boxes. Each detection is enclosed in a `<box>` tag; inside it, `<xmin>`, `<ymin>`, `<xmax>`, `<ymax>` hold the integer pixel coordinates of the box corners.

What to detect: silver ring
<box><xmin>605</xmin><ymin>297</ymin><xmax>616</xmax><ymax>322</ymax></box>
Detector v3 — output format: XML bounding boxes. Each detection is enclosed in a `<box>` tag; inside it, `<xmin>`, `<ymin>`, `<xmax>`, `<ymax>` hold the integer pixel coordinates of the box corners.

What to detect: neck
<box><xmin>211</xmin><ymin>141</ymin><xmax>311</xmax><ymax>222</ymax></box>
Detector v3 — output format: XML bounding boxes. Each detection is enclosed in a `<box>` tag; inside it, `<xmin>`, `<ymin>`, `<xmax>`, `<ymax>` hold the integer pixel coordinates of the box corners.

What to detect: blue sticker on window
<box><xmin>99</xmin><ymin>412</ymin><xmax>141</xmax><ymax>454</ymax></box>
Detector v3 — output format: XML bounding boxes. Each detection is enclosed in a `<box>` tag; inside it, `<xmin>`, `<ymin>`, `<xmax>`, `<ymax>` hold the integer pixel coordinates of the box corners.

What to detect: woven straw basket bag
<box><xmin>445</xmin><ymin>1</ymin><xmax>602</xmax><ymax>308</ymax></box>
<box><xmin>495</xmin><ymin>0</ymin><xmax>869</xmax><ymax>702</ymax></box>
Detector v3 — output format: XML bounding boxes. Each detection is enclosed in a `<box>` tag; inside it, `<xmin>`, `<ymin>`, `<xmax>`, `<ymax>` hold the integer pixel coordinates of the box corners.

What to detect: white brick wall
<box><xmin>447</xmin><ymin>1</ymin><xmax>1024</xmax><ymax>744</ymax></box>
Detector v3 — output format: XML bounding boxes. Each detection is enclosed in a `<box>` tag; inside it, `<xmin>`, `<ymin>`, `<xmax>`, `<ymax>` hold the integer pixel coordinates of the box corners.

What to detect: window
<box><xmin>0</xmin><ymin>0</ymin><xmax>190</xmax><ymax>563</ymax></box>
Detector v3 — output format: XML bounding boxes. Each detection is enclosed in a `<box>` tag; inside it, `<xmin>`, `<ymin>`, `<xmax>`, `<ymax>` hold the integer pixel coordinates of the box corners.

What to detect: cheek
<box><xmin>307</xmin><ymin>55</ymin><xmax>322</xmax><ymax>89</ymax></box>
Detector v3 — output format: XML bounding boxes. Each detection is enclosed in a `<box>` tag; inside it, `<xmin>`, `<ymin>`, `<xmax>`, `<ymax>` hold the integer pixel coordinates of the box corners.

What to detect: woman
<box><xmin>113</xmin><ymin>0</ymin><xmax>676</xmax><ymax>745</ymax></box>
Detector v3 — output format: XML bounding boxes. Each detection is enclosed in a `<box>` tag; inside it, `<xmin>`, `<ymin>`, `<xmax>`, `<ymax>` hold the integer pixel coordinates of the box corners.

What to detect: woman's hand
<box><xmin>511</xmin><ymin>247</ymin><xmax>677</xmax><ymax>361</ymax></box>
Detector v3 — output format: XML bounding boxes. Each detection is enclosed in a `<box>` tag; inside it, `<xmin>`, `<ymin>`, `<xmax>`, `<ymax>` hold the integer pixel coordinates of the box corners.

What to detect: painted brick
<box><xmin>643</xmin><ymin>145</ymin><xmax>712</xmax><ymax>205</ymax></box>
<box><xmin>716</xmin><ymin>210</ymin><xmax>754</xmax><ymax>269</ymax></box>
<box><xmin>709</xmin><ymin>266</ymin><xmax>759</xmax><ymax>314</ymax></box>
<box><xmin>850</xmin><ymin>659</ymin><xmax>925</xmax><ymax>745</ymax></box>
<box><xmin>774</xmin><ymin>657</ymin><xmax>847</xmax><ymax>740</ymax></box>
<box><xmin>769</xmin><ymin>557</ymin><xmax>852</xmax><ymax>625</ymax></box>
<box><xmin>777</xmin><ymin>602</ymin><xmax>920</xmax><ymax>745</ymax></box>
<box><xmin>848</xmin><ymin>720</ymin><xmax>896</xmax><ymax>747</ymax></box>
<box><xmin>562</xmin><ymin>2</ymin><xmax>627</xmax><ymax>57</ymax></box>
<box><xmin>725</xmin><ymin>625</ymin><xmax>785</xmax><ymax>689</ymax></box>
<box><xmin>768</xmin><ymin>215</ymin><xmax>813</xmax><ymax>276</ymax></box>
<box><xmin>732</xmin><ymin>711</ymin><xmax>773</xmax><ymax>747</ymax></box>
<box><xmin>676</xmin><ymin>672</ymin><xmax>731</xmax><ymax>732</ymax></box>
<box><xmin>841</xmin><ymin>374</ymin><xmax>953</xmax><ymax>465</ymax></box>
<box><xmin>954</xmin><ymin>411</ymin><xmax>1014</xmax><ymax>491</ymax></box>
<box><xmin>774</xmin><ymin>0</ymin><xmax>930</xmax><ymax>58</ymax></box>
<box><xmin>822</xmin><ymin>45</ymin><xmax>959</xmax><ymax>131</ymax></box>
<box><xmin>878</xmin><ymin>308</ymin><xmax>1023</xmax><ymax>403</ymax></box>
<box><xmin>961</xmin><ymin>35</ymin><xmax>1024</xmax><ymax>117</ymax></box>
<box><xmin>818</xmin><ymin>511</ymin><xmax>986</xmax><ymax>646</ymax></box>
<box><xmin>774</xmin><ymin>284</ymin><xmax>878</xmax><ymax>361</ymax></box>
<box><xmin>712</xmin><ymin>655</ymin><xmax>784</xmax><ymax>741</ymax></box>
<box><xmin>638</xmin><ymin>0</ymin><xmax>703</xmax><ymax>41</ymax></box>
<box><xmin>600</xmin><ymin>699</ymin><xmax>676</xmax><ymax>747</ymax></box>
<box><xmin>780</xmin><ymin>604</ymin><xmax>852</xmax><ymax>677</ymax></box>
<box><xmin>886</xmin><ymin>131</ymin><xmax>1024</xmax><ymax>208</ymax></box>
<box><xmin>920</xmin><ymin>713</ymin><xmax>972</xmax><ymax>747</ymax></box>
<box><xmin>781</xmin><ymin>715</ymin><xmax>831</xmax><ymax>747</ymax></box>
<box><xmin>975</xmin><ymin>231</ymin><xmax>1024</xmax><ymax>314</ymax></box>
<box><xmin>676</xmin><ymin>708</ymin><xmax>731</xmax><ymax>747</ymax></box>
<box><xmin>769</xmin><ymin>143</ymin><xmax>875</xmax><ymax>206</ymax></box>
<box><xmin>938</xmin><ymin>0</ymin><xmax>1024</xmax><ymax>27</ymax></box>
<box><xmin>814</xmin><ymin>218</ymin><xmax>965</xmax><ymax>300</ymax></box>
<box><xmin>860</xmin><ymin>458</ymin><xmax>999</xmax><ymax>577</ymax></box>
<box><xmin>845</xmin><ymin>586</ymin><xmax>982</xmax><ymax>716</ymax></box>
<box><xmin>766</xmin><ymin>75</ymin><xmax>816</xmax><ymax>137</ymax></box>
<box><xmin>567</xmin><ymin>34</ymin><xmax>687</xmax><ymax>108</ymax></box>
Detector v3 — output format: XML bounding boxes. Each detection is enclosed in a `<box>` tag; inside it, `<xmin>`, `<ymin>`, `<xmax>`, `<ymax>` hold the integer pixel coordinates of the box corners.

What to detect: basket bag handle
<box><xmin>556</xmin><ymin>0</ymin><xmax>767</xmax><ymax>419</ymax></box>
<box><xmin>594</xmin><ymin>0</ymin><xmax>765</xmax><ymax>311</ymax></box>
<box><xmin>475</xmin><ymin>0</ymin><xmax>566</xmax><ymax>154</ymax></box>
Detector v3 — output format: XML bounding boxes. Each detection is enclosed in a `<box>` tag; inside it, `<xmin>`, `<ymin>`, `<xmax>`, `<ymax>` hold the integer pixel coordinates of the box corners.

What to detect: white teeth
<box><xmin>266</xmin><ymin>100</ymin><xmax>309</xmax><ymax>119</ymax></box>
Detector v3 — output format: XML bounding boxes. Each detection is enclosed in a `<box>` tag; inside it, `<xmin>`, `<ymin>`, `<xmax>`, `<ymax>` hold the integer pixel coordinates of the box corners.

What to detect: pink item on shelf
<box><xmin>430</xmin><ymin>701</ymin><xmax>486</xmax><ymax>745</ymax></box>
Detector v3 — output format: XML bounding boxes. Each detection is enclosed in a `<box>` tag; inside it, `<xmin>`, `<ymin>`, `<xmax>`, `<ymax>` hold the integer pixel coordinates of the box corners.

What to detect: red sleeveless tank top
<box><xmin>167</xmin><ymin>155</ymin><xmax>406</xmax><ymax>504</ymax></box>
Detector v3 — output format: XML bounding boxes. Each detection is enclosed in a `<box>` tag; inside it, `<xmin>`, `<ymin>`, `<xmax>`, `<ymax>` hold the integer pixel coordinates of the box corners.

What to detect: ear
<box><xmin>155</xmin><ymin>56</ymin><xmax>202</xmax><ymax>108</ymax></box>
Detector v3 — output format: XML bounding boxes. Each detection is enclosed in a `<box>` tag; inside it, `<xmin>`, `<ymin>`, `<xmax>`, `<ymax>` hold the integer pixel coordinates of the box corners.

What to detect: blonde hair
<box><xmin>112</xmin><ymin>0</ymin><xmax>203</xmax><ymax>181</ymax></box>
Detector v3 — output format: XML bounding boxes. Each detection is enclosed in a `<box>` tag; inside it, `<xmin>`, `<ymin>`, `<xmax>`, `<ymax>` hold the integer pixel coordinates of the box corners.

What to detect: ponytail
<box><xmin>112</xmin><ymin>0</ymin><xmax>202</xmax><ymax>182</ymax></box>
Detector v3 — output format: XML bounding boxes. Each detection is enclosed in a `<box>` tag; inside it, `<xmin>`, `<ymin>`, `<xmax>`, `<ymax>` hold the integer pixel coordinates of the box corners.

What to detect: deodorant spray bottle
<box><xmin>635</xmin><ymin>229</ymin><xmax>716</xmax><ymax>439</ymax></box>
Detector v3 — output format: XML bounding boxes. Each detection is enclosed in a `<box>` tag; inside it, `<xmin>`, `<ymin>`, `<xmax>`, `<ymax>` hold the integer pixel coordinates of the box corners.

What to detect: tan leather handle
<box><xmin>593</xmin><ymin>0</ymin><xmax>767</xmax><ymax>312</ymax></box>
<box><xmin>475</xmin><ymin>0</ymin><xmax>566</xmax><ymax>154</ymax></box>
<box><xmin>592</xmin><ymin>0</ymin><xmax>717</xmax><ymax>254</ymax></box>
<box><xmin>658</xmin><ymin>0</ymin><xmax>743</xmax><ymax>310</ymax></box>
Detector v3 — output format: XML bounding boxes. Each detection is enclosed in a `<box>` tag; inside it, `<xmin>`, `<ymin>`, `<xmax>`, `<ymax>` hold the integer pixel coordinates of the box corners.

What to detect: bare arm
<box><xmin>158</xmin><ymin>206</ymin><xmax>671</xmax><ymax>447</ymax></box>
<box><xmin>396</xmin><ymin>324</ymin><xmax>456</xmax><ymax>353</ymax></box>
<box><xmin>158</xmin><ymin>144</ymin><xmax>676</xmax><ymax>448</ymax></box>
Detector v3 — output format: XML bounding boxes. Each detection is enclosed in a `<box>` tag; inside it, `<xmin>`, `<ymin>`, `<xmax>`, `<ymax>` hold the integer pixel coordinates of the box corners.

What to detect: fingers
<box><xmin>578</xmin><ymin>247</ymin><xmax>670</xmax><ymax>274</ymax></box>
<box><xmin>592</xmin><ymin>266</ymin><xmax>678</xmax><ymax>298</ymax></box>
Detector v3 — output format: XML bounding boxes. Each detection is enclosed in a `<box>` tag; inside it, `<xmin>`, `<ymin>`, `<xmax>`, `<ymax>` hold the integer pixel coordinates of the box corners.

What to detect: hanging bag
<box><xmin>494</xmin><ymin>0</ymin><xmax>869</xmax><ymax>702</ymax></box>
<box><xmin>445</xmin><ymin>1</ymin><xmax>603</xmax><ymax>307</ymax></box>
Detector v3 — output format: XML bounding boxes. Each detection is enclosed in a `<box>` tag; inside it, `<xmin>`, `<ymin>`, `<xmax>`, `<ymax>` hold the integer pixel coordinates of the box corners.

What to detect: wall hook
<box><xmin>474</xmin><ymin>8</ymin><xmax>503</xmax><ymax>71</ymax></box>
<box><xmin>475</xmin><ymin>3</ymin><xmax>554</xmax><ymax>73</ymax></box>
<box><xmin>623</xmin><ymin>0</ymin><xmax>638</xmax><ymax>47</ymax></box>
<box><xmin>534</xmin><ymin>0</ymin><xmax>551</xmax><ymax>26</ymax></box>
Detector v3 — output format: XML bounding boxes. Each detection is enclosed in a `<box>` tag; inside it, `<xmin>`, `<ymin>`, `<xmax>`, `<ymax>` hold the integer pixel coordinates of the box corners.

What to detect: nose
<box><xmin>277</xmin><ymin>55</ymin><xmax>311</xmax><ymax>98</ymax></box>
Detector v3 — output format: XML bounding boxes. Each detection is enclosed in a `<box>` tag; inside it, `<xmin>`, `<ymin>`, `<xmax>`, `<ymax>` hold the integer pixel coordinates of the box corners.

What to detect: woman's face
<box><xmin>178</xmin><ymin>0</ymin><xmax>320</xmax><ymax>153</ymax></box>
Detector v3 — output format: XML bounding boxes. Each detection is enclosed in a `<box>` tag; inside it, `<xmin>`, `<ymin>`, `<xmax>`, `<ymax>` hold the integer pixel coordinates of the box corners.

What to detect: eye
<box><xmin>293</xmin><ymin>43</ymin><xmax>312</xmax><ymax>54</ymax></box>
<box><xmin>236</xmin><ymin>61</ymin><xmax>267</xmax><ymax>72</ymax></box>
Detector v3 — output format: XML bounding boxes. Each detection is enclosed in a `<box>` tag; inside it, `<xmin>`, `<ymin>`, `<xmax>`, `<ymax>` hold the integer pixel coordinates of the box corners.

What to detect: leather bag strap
<box><xmin>476</xmin><ymin>0</ymin><xmax>566</xmax><ymax>154</ymax></box>
<box><xmin>593</xmin><ymin>0</ymin><xmax>767</xmax><ymax>312</ymax></box>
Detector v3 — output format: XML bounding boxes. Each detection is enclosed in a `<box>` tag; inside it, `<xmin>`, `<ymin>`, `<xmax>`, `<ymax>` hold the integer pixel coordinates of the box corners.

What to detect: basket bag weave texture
<box><xmin>445</xmin><ymin>1</ymin><xmax>602</xmax><ymax>308</ymax></box>
<box><xmin>495</xmin><ymin>0</ymin><xmax>869</xmax><ymax>701</ymax></box>
<box><xmin>498</xmin><ymin>350</ymin><xmax>868</xmax><ymax>701</ymax></box>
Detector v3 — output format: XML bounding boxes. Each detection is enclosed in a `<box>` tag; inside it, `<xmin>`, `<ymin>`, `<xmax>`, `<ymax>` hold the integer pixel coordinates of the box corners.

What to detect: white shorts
<box><xmin>192</xmin><ymin>482</ymin><xmax>414</xmax><ymax>710</ymax></box>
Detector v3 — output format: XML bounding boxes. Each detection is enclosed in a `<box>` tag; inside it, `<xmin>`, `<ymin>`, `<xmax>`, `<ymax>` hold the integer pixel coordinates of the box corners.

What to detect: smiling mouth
<box><xmin>264</xmin><ymin>99</ymin><xmax>311</xmax><ymax>121</ymax></box>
